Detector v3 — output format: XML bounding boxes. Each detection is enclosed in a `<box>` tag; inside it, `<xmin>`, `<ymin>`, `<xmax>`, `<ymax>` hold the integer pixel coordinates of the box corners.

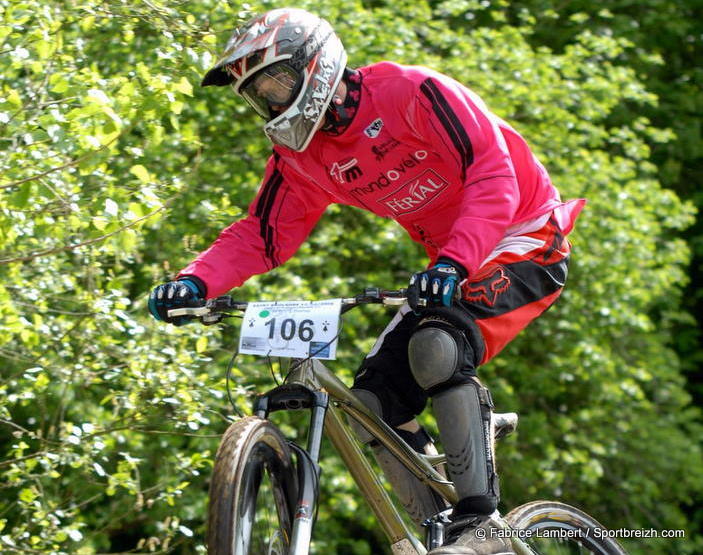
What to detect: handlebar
<box><xmin>167</xmin><ymin>287</ymin><xmax>423</xmax><ymax>324</ymax></box>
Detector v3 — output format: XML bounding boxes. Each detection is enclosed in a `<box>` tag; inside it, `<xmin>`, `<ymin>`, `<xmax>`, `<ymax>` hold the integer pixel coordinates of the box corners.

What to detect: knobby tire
<box><xmin>506</xmin><ymin>500</ymin><xmax>627</xmax><ymax>555</ymax></box>
<box><xmin>207</xmin><ymin>416</ymin><xmax>299</xmax><ymax>555</ymax></box>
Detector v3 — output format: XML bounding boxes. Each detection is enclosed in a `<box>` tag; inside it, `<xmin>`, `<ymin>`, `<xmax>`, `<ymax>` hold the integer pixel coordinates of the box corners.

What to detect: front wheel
<box><xmin>505</xmin><ymin>500</ymin><xmax>627</xmax><ymax>554</ymax></box>
<box><xmin>208</xmin><ymin>416</ymin><xmax>299</xmax><ymax>555</ymax></box>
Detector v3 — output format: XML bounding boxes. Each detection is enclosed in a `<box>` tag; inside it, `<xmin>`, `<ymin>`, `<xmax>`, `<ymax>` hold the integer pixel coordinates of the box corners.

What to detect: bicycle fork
<box><xmin>253</xmin><ymin>383</ymin><xmax>329</xmax><ymax>555</ymax></box>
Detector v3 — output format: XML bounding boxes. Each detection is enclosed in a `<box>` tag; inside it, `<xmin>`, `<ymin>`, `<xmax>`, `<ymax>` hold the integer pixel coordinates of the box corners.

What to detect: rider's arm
<box><xmin>178</xmin><ymin>153</ymin><xmax>332</xmax><ymax>298</ymax></box>
<box><xmin>412</xmin><ymin>74</ymin><xmax>521</xmax><ymax>277</ymax></box>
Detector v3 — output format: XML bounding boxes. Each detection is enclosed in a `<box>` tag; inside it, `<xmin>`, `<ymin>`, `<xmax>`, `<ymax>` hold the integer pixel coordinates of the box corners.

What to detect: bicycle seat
<box><xmin>493</xmin><ymin>412</ymin><xmax>518</xmax><ymax>440</ymax></box>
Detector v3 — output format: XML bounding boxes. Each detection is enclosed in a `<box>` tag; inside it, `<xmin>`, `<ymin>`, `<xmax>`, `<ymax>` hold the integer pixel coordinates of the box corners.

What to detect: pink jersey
<box><xmin>180</xmin><ymin>62</ymin><xmax>584</xmax><ymax>298</ymax></box>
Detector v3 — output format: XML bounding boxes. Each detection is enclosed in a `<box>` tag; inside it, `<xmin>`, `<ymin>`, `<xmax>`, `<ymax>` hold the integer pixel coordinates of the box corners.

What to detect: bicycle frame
<box><xmin>253</xmin><ymin>357</ymin><xmax>432</xmax><ymax>554</ymax></box>
<box><xmin>251</xmin><ymin>357</ymin><xmax>534</xmax><ymax>555</ymax></box>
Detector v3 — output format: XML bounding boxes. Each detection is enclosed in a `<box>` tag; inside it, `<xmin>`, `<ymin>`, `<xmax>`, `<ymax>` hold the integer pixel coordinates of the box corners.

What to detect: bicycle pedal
<box><xmin>444</xmin><ymin>514</ymin><xmax>483</xmax><ymax>541</ymax></box>
<box><xmin>424</xmin><ymin>512</ymin><xmax>484</xmax><ymax>547</ymax></box>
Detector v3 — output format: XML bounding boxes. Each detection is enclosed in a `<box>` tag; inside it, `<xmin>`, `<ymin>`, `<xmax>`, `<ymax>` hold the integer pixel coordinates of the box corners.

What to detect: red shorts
<box><xmin>353</xmin><ymin>210</ymin><xmax>574</xmax><ymax>425</ymax></box>
<box><xmin>460</xmin><ymin>211</ymin><xmax>570</xmax><ymax>364</ymax></box>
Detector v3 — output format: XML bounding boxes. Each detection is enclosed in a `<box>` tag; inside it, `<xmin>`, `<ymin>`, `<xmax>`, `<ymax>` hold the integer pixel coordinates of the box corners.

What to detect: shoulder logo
<box><xmin>364</xmin><ymin>118</ymin><xmax>384</xmax><ymax>138</ymax></box>
<box><xmin>330</xmin><ymin>158</ymin><xmax>363</xmax><ymax>184</ymax></box>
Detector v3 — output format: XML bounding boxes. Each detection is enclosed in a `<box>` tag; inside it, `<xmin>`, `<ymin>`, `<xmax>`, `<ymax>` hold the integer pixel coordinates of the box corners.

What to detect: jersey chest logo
<box><xmin>377</xmin><ymin>169</ymin><xmax>448</xmax><ymax>215</ymax></box>
<box><xmin>330</xmin><ymin>158</ymin><xmax>363</xmax><ymax>184</ymax></box>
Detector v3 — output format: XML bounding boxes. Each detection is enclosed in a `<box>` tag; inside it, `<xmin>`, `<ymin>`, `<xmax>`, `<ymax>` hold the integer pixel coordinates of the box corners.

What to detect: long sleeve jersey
<box><xmin>180</xmin><ymin>62</ymin><xmax>584</xmax><ymax>298</ymax></box>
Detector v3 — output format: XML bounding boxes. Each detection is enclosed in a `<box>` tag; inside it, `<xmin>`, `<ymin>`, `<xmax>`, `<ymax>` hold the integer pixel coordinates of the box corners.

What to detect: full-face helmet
<box><xmin>201</xmin><ymin>8</ymin><xmax>347</xmax><ymax>152</ymax></box>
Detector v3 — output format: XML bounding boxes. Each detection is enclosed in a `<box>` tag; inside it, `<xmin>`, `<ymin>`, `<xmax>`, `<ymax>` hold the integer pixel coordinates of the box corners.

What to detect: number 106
<box><xmin>264</xmin><ymin>318</ymin><xmax>315</xmax><ymax>342</ymax></box>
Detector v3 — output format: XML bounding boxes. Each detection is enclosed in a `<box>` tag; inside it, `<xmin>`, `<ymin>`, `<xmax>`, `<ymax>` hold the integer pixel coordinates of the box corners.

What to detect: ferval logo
<box><xmin>378</xmin><ymin>169</ymin><xmax>449</xmax><ymax>215</ymax></box>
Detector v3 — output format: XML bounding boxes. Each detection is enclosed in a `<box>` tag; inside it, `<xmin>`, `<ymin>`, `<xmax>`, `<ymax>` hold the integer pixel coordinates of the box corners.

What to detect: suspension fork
<box><xmin>252</xmin><ymin>382</ymin><xmax>328</xmax><ymax>555</ymax></box>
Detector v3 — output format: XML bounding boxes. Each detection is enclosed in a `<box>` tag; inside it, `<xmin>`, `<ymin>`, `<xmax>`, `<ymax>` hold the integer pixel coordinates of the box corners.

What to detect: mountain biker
<box><xmin>148</xmin><ymin>8</ymin><xmax>584</xmax><ymax>554</ymax></box>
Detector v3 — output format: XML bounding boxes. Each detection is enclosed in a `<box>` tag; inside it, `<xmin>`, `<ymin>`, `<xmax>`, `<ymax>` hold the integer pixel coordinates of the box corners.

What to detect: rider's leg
<box><xmin>349</xmin><ymin>386</ymin><xmax>448</xmax><ymax>528</ymax></box>
<box><xmin>415</xmin><ymin>215</ymin><xmax>573</xmax><ymax>518</ymax></box>
<box><xmin>408</xmin><ymin>316</ymin><xmax>515</xmax><ymax>555</ymax></box>
<box><xmin>416</xmin><ymin>215</ymin><xmax>575</xmax><ymax>554</ymax></box>
<box><xmin>408</xmin><ymin>318</ymin><xmax>500</xmax><ymax>517</ymax></box>
<box><xmin>349</xmin><ymin>306</ymin><xmax>448</xmax><ymax>528</ymax></box>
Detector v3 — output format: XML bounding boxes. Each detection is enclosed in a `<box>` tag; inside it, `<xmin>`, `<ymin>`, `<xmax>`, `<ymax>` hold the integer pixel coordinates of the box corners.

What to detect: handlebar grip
<box><xmin>166</xmin><ymin>296</ymin><xmax>247</xmax><ymax>320</ymax></box>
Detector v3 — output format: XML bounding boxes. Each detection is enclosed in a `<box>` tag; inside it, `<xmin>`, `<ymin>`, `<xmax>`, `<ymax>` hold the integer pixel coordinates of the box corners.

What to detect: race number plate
<box><xmin>239</xmin><ymin>300</ymin><xmax>342</xmax><ymax>360</ymax></box>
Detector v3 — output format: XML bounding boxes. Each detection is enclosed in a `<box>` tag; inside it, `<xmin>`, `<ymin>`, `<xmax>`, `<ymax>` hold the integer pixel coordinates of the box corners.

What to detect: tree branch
<box><xmin>0</xmin><ymin>123</ymin><xmax>130</xmax><ymax>190</ymax></box>
<box><xmin>0</xmin><ymin>205</ymin><xmax>167</xmax><ymax>265</ymax></box>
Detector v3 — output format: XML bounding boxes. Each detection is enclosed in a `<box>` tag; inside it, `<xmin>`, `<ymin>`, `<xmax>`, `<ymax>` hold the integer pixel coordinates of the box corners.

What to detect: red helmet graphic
<box><xmin>202</xmin><ymin>8</ymin><xmax>347</xmax><ymax>152</ymax></box>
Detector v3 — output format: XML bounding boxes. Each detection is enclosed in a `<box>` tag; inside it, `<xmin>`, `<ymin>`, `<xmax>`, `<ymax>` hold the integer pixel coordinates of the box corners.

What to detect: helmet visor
<box><xmin>239</xmin><ymin>62</ymin><xmax>303</xmax><ymax>120</ymax></box>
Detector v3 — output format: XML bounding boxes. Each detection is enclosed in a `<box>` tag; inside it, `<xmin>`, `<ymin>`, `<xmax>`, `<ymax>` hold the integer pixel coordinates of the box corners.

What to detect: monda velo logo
<box><xmin>330</xmin><ymin>158</ymin><xmax>363</xmax><ymax>184</ymax></box>
<box><xmin>364</xmin><ymin>118</ymin><xmax>384</xmax><ymax>138</ymax></box>
<box><xmin>350</xmin><ymin>150</ymin><xmax>428</xmax><ymax>196</ymax></box>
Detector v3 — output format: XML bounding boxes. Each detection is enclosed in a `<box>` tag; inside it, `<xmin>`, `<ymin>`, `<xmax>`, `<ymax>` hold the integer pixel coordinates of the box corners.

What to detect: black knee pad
<box><xmin>408</xmin><ymin>318</ymin><xmax>478</xmax><ymax>397</ymax></box>
<box><xmin>415</xmin><ymin>306</ymin><xmax>485</xmax><ymax>363</ymax></box>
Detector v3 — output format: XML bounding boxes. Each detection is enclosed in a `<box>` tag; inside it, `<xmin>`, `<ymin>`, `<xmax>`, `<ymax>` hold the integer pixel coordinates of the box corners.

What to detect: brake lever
<box><xmin>167</xmin><ymin>296</ymin><xmax>246</xmax><ymax>321</ymax></box>
<box><xmin>201</xmin><ymin>313</ymin><xmax>226</xmax><ymax>325</ymax></box>
<box><xmin>167</xmin><ymin>306</ymin><xmax>211</xmax><ymax>318</ymax></box>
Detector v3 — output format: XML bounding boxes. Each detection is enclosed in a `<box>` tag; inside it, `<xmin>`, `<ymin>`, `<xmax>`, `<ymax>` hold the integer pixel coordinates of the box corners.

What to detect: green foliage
<box><xmin>1</xmin><ymin>0</ymin><xmax>701</xmax><ymax>554</ymax></box>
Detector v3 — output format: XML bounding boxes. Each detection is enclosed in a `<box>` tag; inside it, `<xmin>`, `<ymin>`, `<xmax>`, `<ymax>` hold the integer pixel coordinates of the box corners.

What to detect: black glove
<box><xmin>148</xmin><ymin>277</ymin><xmax>206</xmax><ymax>326</ymax></box>
<box><xmin>407</xmin><ymin>258</ymin><xmax>466</xmax><ymax>310</ymax></box>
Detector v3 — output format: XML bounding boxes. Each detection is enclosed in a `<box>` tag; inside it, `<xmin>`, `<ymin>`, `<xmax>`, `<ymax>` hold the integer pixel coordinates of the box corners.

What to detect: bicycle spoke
<box><xmin>246</xmin><ymin>462</ymin><xmax>287</xmax><ymax>555</ymax></box>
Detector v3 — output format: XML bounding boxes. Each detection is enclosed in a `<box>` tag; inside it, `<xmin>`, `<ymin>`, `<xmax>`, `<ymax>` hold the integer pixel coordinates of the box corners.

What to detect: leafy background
<box><xmin>1</xmin><ymin>0</ymin><xmax>701</xmax><ymax>553</ymax></box>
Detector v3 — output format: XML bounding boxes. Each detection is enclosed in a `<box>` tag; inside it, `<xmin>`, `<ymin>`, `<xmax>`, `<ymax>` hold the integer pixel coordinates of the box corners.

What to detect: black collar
<box><xmin>321</xmin><ymin>68</ymin><xmax>362</xmax><ymax>136</ymax></box>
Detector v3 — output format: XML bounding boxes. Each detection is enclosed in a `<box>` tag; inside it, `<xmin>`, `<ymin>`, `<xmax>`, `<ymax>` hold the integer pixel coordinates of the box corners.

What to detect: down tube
<box><xmin>323</xmin><ymin>404</ymin><xmax>427</xmax><ymax>555</ymax></box>
<box><xmin>309</xmin><ymin>360</ymin><xmax>455</xmax><ymax>503</ymax></box>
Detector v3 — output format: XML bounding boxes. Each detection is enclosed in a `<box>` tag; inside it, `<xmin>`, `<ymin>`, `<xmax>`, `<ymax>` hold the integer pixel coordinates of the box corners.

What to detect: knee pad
<box><xmin>408</xmin><ymin>319</ymin><xmax>476</xmax><ymax>395</ymax></box>
<box><xmin>434</xmin><ymin>378</ymin><xmax>499</xmax><ymax>517</ymax></box>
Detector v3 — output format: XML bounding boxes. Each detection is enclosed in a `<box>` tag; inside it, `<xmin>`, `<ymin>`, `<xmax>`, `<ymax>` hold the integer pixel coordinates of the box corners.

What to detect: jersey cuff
<box><xmin>177</xmin><ymin>275</ymin><xmax>208</xmax><ymax>298</ymax></box>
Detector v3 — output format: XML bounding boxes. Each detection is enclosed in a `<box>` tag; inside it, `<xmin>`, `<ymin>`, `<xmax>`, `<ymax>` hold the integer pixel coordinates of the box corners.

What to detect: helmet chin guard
<box><xmin>201</xmin><ymin>8</ymin><xmax>347</xmax><ymax>151</ymax></box>
<box><xmin>263</xmin><ymin>46</ymin><xmax>347</xmax><ymax>151</ymax></box>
